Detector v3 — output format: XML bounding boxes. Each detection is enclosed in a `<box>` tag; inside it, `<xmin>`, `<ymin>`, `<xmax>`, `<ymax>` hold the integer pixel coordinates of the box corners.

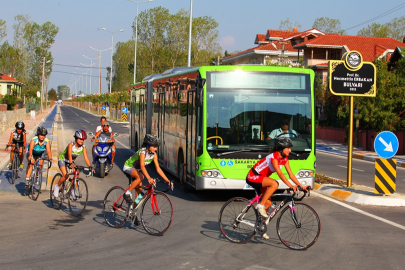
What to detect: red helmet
<box><xmin>74</xmin><ymin>130</ymin><xmax>87</xmax><ymax>140</ymax></box>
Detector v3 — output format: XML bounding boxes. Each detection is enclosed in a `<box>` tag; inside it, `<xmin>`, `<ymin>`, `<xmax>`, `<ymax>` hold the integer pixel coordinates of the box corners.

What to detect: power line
<box><xmin>53</xmin><ymin>63</ymin><xmax>109</xmax><ymax>69</ymax></box>
<box><xmin>52</xmin><ymin>70</ymin><xmax>108</xmax><ymax>78</ymax></box>
<box><xmin>344</xmin><ymin>3</ymin><xmax>405</xmax><ymax>31</ymax></box>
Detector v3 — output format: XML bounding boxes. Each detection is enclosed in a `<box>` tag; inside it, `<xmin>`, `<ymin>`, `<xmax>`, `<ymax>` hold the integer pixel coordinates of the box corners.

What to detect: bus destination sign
<box><xmin>328</xmin><ymin>51</ymin><xmax>376</xmax><ymax>97</ymax></box>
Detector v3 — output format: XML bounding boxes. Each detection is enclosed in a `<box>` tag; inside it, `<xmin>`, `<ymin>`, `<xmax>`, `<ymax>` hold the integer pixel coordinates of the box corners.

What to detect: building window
<box><xmin>330</xmin><ymin>49</ymin><xmax>341</xmax><ymax>60</ymax></box>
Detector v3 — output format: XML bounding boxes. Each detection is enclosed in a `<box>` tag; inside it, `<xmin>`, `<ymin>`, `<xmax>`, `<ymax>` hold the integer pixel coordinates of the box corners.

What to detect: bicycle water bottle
<box><xmin>267</xmin><ymin>203</ymin><xmax>276</xmax><ymax>214</ymax></box>
<box><xmin>65</xmin><ymin>179</ymin><xmax>72</xmax><ymax>191</ymax></box>
<box><xmin>134</xmin><ymin>191</ymin><xmax>145</xmax><ymax>204</ymax></box>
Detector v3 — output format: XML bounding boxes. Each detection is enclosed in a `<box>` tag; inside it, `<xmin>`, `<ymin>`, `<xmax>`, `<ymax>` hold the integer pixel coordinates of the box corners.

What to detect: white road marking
<box><xmin>337</xmin><ymin>165</ymin><xmax>365</xmax><ymax>172</ymax></box>
<box><xmin>313</xmin><ymin>192</ymin><xmax>405</xmax><ymax>231</ymax></box>
<box><xmin>115</xmin><ymin>139</ymin><xmax>131</xmax><ymax>150</ymax></box>
<box><xmin>67</xmin><ymin>107</ymin><xmax>90</xmax><ymax>123</ymax></box>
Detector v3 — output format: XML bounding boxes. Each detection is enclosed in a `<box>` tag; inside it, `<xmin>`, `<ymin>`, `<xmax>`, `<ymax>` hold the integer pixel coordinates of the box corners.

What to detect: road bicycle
<box><xmin>25</xmin><ymin>157</ymin><xmax>51</xmax><ymax>201</ymax></box>
<box><xmin>218</xmin><ymin>187</ymin><xmax>321</xmax><ymax>250</ymax></box>
<box><xmin>50</xmin><ymin>163</ymin><xmax>91</xmax><ymax>216</ymax></box>
<box><xmin>103</xmin><ymin>178</ymin><xmax>173</xmax><ymax>236</ymax></box>
<box><xmin>6</xmin><ymin>142</ymin><xmax>24</xmax><ymax>184</ymax></box>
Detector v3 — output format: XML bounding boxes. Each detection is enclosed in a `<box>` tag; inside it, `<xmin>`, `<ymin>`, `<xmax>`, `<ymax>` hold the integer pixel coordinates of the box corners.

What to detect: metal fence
<box><xmin>26</xmin><ymin>103</ymin><xmax>40</xmax><ymax>113</ymax></box>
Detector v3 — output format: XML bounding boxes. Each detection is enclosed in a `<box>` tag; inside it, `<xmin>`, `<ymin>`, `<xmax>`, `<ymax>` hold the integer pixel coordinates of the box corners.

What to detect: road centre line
<box><xmin>337</xmin><ymin>165</ymin><xmax>365</xmax><ymax>172</ymax></box>
<box><xmin>67</xmin><ymin>107</ymin><xmax>91</xmax><ymax>123</ymax></box>
<box><xmin>312</xmin><ymin>191</ymin><xmax>405</xmax><ymax>231</ymax></box>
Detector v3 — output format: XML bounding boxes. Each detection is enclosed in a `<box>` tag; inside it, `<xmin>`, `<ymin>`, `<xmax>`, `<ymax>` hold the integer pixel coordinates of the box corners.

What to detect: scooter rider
<box><xmin>93</xmin><ymin>122</ymin><xmax>116</xmax><ymax>168</ymax></box>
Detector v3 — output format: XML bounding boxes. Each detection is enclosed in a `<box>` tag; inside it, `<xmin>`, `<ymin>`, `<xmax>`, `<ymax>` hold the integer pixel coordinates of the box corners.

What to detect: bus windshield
<box><xmin>206</xmin><ymin>87</ymin><xmax>312</xmax><ymax>154</ymax></box>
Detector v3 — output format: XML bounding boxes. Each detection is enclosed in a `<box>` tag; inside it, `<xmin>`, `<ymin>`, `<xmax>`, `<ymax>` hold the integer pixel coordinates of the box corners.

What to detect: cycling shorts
<box><xmin>27</xmin><ymin>150</ymin><xmax>45</xmax><ymax>159</ymax></box>
<box><xmin>246</xmin><ymin>170</ymin><xmax>267</xmax><ymax>194</ymax></box>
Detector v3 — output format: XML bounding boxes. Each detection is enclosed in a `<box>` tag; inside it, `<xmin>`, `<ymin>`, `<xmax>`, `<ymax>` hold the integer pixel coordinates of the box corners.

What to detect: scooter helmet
<box><xmin>36</xmin><ymin>126</ymin><xmax>48</xmax><ymax>136</ymax></box>
<box><xmin>74</xmin><ymin>129</ymin><xmax>87</xmax><ymax>140</ymax></box>
<box><xmin>15</xmin><ymin>121</ymin><xmax>25</xmax><ymax>129</ymax></box>
<box><xmin>143</xmin><ymin>134</ymin><xmax>160</xmax><ymax>147</ymax></box>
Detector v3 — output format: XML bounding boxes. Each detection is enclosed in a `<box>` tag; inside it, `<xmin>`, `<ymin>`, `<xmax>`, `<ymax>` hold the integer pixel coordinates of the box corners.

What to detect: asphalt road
<box><xmin>316</xmin><ymin>151</ymin><xmax>405</xmax><ymax>194</ymax></box>
<box><xmin>1</xmin><ymin>105</ymin><xmax>405</xmax><ymax>270</ymax></box>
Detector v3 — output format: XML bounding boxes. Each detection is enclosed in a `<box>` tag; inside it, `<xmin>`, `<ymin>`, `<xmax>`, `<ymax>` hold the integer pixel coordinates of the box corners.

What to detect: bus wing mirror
<box><xmin>195</xmin><ymin>76</ymin><xmax>206</xmax><ymax>107</ymax></box>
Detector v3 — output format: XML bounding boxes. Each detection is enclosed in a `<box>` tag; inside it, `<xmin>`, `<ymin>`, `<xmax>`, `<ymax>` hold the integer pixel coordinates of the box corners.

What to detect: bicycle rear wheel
<box><xmin>141</xmin><ymin>191</ymin><xmax>173</xmax><ymax>236</ymax></box>
<box><xmin>30</xmin><ymin>169</ymin><xmax>42</xmax><ymax>201</ymax></box>
<box><xmin>103</xmin><ymin>186</ymin><xmax>128</xmax><ymax>228</ymax></box>
<box><xmin>218</xmin><ymin>197</ymin><xmax>258</xmax><ymax>244</ymax></box>
<box><xmin>50</xmin><ymin>173</ymin><xmax>64</xmax><ymax>209</ymax></box>
<box><xmin>11</xmin><ymin>153</ymin><xmax>19</xmax><ymax>184</ymax></box>
<box><xmin>68</xmin><ymin>178</ymin><xmax>88</xmax><ymax>216</ymax></box>
<box><xmin>276</xmin><ymin>202</ymin><xmax>321</xmax><ymax>250</ymax></box>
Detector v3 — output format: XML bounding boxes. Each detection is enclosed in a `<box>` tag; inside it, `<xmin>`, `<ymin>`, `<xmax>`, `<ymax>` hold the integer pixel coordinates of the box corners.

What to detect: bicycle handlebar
<box><xmin>288</xmin><ymin>187</ymin><xmax>311</xmax><ymax>201</ymax></box>
<box><xmin>65</xmin><ymin>162</ymin><xmax>93</xmax><ymax>177</ymax></box>
<box><xmin>142</xmin><ymin>178</ymin><xmax>173</xmax><ymax>192</ymax></box>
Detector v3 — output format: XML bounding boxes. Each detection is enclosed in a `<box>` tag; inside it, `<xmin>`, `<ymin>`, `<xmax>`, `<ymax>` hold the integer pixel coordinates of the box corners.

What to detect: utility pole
<box><xmin>99</xmin><ymin>54</ymin><xmax>101</xmax><ymax>94</ymax></box>
<box><xmin>40</xmin><ymin>57</ymin><xmax>45</xmax><ymax>114</ymax></box>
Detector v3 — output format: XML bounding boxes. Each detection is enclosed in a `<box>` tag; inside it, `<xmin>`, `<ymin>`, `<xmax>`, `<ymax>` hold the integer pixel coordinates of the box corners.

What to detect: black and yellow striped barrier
<box><xmin>375</xmin><ymin>158</ymin><xmax>396</xmax><ymax>194</ymax></box>
<box><xmin>101</xmin><ymin>110</ymin><xmax>106</xmax><ymax>116</ymax></box>
<box><xmin>121</xmin><ymin>113</ymin><xmax>127</xmax><ymax>121</ymax></box>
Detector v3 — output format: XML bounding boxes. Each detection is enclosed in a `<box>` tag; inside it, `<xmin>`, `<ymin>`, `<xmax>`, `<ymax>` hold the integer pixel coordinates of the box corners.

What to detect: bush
<box><xmin>3</xmin><ymin>94</ymin><xmax>17</xmax><ymax>110</ymax></box>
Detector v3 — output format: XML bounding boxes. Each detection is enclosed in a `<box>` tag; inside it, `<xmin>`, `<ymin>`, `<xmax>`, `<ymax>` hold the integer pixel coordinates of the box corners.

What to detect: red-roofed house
<box><xmin>222</xmin><ymin>28</ymin><xmax>325</xmax><ymax>65</ymax></box>
<box><xmin>0</xmin><ymin>73</ymin><xmax>24</xmax><ymax>97</ymax></box>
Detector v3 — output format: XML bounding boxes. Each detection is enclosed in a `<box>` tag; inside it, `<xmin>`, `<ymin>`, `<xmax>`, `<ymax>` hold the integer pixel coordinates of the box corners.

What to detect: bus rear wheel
<box><xmin>178</xmin><ymin>154</ymin><xmax>191</xmax><ymax>193</ymax></box>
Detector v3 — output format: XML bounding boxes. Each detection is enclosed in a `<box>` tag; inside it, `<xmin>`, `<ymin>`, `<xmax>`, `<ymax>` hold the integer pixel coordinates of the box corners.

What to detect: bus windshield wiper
<box><xmin>216</xmin><ymin>149</ymin><xmax>265</xmax><ymax>157</ymax></box>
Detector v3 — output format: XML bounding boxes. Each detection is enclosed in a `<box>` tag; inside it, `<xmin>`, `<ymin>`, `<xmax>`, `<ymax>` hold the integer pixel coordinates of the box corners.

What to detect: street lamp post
<box><xmin>89</xmin><ymin>46</ymin><xmax>111</xmax><ymax>94</ymax></box>
<box><xmin>102</xmin><ymin>28</ymin><xmax>124</xmax><ymax>93</ymax></box>
<box><xmin>76</xmin><ymin>68</ymin><xmax>86</xmax><ymax>95</ymax></box>
<box><xmin>128</xmin><ymin>0</ymin><xmax>153</xmax><ymax>84</ymax></box>
<box><xmin>41</xmin><ymin>57</ymin><xmax>51</xmax><ymax>114</ymax></box>
<box><xmin>80</xmin><ymin>63</ymin><xmax>95</xmax><ymax>94</ymax></box>
<box><xmin>82</xmin><ymin>55</ymin><xmax>97</xmax><ymax>94</ymax></box>
<box><xmin>187</xmin><ymin>0</ymin><xmax>193</xmax><ymax>67</ymax></box>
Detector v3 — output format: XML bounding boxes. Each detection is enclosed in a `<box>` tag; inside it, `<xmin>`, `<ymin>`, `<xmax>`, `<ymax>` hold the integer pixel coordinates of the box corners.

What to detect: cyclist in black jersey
<box><xmin>5</xmin><ymin>121</ymin><xmax>26</xmax><ymax>169</ymax></box>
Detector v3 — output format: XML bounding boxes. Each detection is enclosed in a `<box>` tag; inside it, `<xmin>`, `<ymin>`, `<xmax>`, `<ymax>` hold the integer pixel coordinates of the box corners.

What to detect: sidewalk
<box><xmin>316</xmin><ymin>139</ymin><xmax>405</xmax><ymax>166</ymax></box>
<box><xmin>0</xmin><ymin>106</ymin><xmax>55</xmax><ymax>171</ymax></box>
<box><xmin>315</xmin><ymin>138</ymin><xmax>405</xmax><ymax>206</ymax></box>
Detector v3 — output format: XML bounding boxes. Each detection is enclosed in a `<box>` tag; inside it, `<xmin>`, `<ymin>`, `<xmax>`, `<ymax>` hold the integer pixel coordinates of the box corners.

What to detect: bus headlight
<box><xmin>201</xmin><ymin>169</ymin><xmax>224</xmax><ymax>178</ymax></box>
<box><xmin>296</xmin><ymin>170</ymin><xmax>314</xmax><ymax>178</ymax></box>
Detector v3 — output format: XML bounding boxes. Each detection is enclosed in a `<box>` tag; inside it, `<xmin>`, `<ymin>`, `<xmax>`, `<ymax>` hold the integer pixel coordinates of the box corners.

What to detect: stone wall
<box><xmin>0</xmin><ymin>108</ymin><xmax>29</xmax><ymax>135</ymax></box>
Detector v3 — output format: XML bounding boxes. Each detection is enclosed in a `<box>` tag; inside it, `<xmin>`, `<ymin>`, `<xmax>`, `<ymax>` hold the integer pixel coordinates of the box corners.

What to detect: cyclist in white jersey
<box><xmin>123</xmin><ymin>134</ymin><xmax>173</xmax><ymax>204</ymax></box>
<box><xmin>53</xmin><ymin>130</ymin><xmax>93</xmax><ymax>198</ymax></box>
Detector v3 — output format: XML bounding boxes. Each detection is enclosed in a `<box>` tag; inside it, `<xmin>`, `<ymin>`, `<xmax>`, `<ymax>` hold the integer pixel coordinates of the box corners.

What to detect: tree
<box><xmin>0</xmin><ymin>19</ymin><xmax>6</xmax><ymax>43</ymax></box>
<box><xmin>312</xmin><ymin>17</ymin><xmax>346</xmax><ymax>34</ymax></box>
<box><xmin>57</xmin><ymin>85</ymin><xmax>70</xmax><ymax>100</ymax></box>
<box><xmin>166</xmin><ymin>9</ymin><xmax>189</xmax><ymax>68</ymax></box>
<box><xmin>357</xmin><ymin>23</ymin><xmax>390</xmax><ymax>38</ymax></box>
<box><xmin>48</xmin><ymin>88</ymin><xmax>57</xmax><ymax>101</ymax></box>
<box><xmin>110</xmin><ymin>40</ymin><xmax>135</xmax><ymax>92</ymax></box>
<box><xmin>0</xmin><ymin>41</ymin><xmax>22</xmax><ymax>77</ymax></box>
<box><xmin>387</xmin><ymin>16</ymin><xmax>405</xmax><ymax>41</ymax></box>
<box><xmin>279</xmin><ymin>18</ymin><xmax>301</xmax><ymax>31</ymax></box>
<box><xmin>12</xmin><ymin>14</ymin><xmax>30</xmax><ymax>82</ymax></box>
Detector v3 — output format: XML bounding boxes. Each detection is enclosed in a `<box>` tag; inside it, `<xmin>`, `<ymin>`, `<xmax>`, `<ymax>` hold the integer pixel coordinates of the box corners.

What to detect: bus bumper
<box><xmin>195</xmin><ymin>176</ymin><xmax>315</xmax><ymax>190</ymax></box>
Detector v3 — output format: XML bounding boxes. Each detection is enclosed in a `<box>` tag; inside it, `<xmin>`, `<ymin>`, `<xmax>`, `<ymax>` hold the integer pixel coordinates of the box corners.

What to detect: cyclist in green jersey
<box><xmin>53</xmin><ymin>130</ymin><xmax>93</xmax><ymax>198</ymax></box>
<box><xmin>122</xmin><ymin>134</ymin><xmax>173</xmax><ymax>203</ymax></box>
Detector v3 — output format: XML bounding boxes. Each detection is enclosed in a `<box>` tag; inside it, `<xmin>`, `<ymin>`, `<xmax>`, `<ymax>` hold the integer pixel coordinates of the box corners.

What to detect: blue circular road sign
<box><xmin>374</xmin><ymin>131</ymin><xmax>399</xmax><ymax>159</ymax></box>
<box><xmin>122</xmin><ymin>107</ymin><xmax>128</xmax><ymax>113</ymax></box>
<box><xmin>101</xmin><ymin>106</ymin><xmax>106</xmax><ymax>110</ymax></box>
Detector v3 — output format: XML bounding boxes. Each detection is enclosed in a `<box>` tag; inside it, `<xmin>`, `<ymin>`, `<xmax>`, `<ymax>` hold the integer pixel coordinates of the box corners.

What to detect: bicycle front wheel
<box><xmin>11</xmin><ymin>154</ymin><xmax>19</xmax><ymax>184</ymax></box>
<box><xmin>141</xmin><ymin>191</ymin><xmax>173</xmax><ymax>236</ymax></box>
<box><xmin>30</xmin><ymin>170</ymin><xmax>42</xmax><ymax>201</ymax></box>
<box><xmin>276</xmin><ymin>202</ymin><xmax>321</xmax><ymax>250</ymax></box>
<box><xmin>218</xmin><ymin>197</ymin><xmax>258</xmax><ymax>244</ymax></box>
<box><xmin>103</xmin><ymin>186</ymin><xmax>127</xmax><ymax>228</ymax></box>
<box><xmin>68</xmin><ymin>178</ymin><xmax>88</xmax><ymax>216</ymax></box>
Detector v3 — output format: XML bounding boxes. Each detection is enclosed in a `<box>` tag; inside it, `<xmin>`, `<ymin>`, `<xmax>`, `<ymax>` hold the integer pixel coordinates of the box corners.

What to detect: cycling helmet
<box><xmin>274</xmin><ymin>137</ymin><xmax>293</xmax><ymax>149</ymax></box>
<box><xmin>36</xmin><ymin>126</ymin><xmax>48</xmax><ymax>136</ymax></box>
<box><xmin>143</xmin><ymin>134</ymin><xmax>160</xmax><ymax>147</ymax></box>
<box><xmin>74</xmin><ymin>130</ymin><xmax>87</xmax><ymax>140</ymax></box>
<box><xmin>15</xmin><ymin>121</ymin><xmax>25</xmax><ymax>129</ymax></box>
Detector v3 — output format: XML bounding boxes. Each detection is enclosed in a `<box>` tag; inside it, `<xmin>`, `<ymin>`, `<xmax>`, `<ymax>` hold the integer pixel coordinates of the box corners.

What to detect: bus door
<box><xmin>139</xmin><ymin>95</ymin><xmax>145</xmax><ymax>147</ymax></box>
<box><xmin>130</xmin><ymin>93</ymin><xmax>136</xmax><ymax>150</ymax></box>
<box><xmin>186</xmin><ymin>91</ymin><xmax>196</xmax><ymax>186</ymax></box>
<box><xmin>158</xmin><ymin>93</ymin><xmax>165</xmax><ymax>163</ymax></box>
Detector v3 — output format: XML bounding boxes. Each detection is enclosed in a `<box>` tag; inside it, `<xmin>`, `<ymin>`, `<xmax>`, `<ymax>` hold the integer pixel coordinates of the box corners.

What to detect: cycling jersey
<box><xmin>59</xmin><ymin>142</ymin><xmax>85</xmax><ymax>162</ymax></box>
<box><xmin>246</xmin><ymin>151</ymin><xmax>288</xmax><ymax>184</ymax></box>
<box><xmin>31</xmin><ymin>136</ymin><xmax>49</xmax><ymax>156</ymax></box>
<box><xmin>124</xmin><ymin>148</ymin><xmax>155</xmax><ymax>172</ymax></box>
<box><xmin>12</xmin><ymin>129</ymin><xmax>25</xmax><ymax>142</ymax></box>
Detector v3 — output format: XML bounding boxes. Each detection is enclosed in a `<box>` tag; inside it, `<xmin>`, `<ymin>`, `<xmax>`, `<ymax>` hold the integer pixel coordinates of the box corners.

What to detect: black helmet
<box><xmin>143</xmin><ymin>134</ymin><xmax>160</xmax><ymax>147</ymax></box>
<box><xmin>36</xmin><ymin>126</ymin><xmax>48</xmax><ymax>136</ymax></box>
<box><xmin>274</xmin><ymin>137</ymin><xmax>293</xmax><ymax>149</ymax></box>
<box><xmin>15</xmin><ymin>121</ymin><xmax>25</xmax><ymax>129</ymax></box>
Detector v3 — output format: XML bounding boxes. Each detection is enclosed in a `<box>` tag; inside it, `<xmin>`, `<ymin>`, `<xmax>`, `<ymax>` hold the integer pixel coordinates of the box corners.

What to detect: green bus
<box><xmin>129</xmin><ymin>65</ymin><xmax>316</xmax><ymax>191</ymax></box>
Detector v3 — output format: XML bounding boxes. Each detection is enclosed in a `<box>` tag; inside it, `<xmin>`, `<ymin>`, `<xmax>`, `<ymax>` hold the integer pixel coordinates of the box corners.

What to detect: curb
<box><xmin>316</xmin><ymin>147</ymin><xmax>405</xmax><ymax>168</ymax></box>
<box><xmin>313</xmin><ymin>183</ymin><xmax>405</xmax><ymax>206</ymax></box>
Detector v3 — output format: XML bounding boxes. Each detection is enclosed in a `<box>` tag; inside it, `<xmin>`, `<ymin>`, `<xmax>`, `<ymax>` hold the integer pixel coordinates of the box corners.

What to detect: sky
<box><xmin>2</xmin><ymin>0</ymin><xmax>405</xmax><ymax>95</ymax></box>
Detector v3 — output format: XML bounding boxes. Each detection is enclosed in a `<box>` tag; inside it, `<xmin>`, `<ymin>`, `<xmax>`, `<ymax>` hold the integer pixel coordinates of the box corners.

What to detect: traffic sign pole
<box><xmin>347</xmin><ymin>96</ymin><xmax>354</xmax><ymax>187</ymax></box>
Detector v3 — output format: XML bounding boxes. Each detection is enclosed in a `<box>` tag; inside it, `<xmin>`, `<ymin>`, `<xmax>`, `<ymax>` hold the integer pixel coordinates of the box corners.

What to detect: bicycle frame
<box><xmin>113</xmin><ymin>183</ymin><xmax>160</xmax><ymax>215</ymax></box>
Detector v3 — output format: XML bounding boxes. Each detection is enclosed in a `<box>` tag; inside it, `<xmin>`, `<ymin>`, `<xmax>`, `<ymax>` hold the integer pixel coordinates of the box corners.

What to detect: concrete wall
<box><xmin>0</xmin><ymin>108</ymin><xmax>28</xmax><ymax>136</ymax></box>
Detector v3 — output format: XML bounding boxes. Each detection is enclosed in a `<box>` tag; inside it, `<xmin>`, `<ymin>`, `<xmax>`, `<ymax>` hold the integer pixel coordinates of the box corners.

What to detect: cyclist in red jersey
<box><xmin>246</xmin><ymin>137</ymin><xmax>310</xmax><ymax>218</ymax></box>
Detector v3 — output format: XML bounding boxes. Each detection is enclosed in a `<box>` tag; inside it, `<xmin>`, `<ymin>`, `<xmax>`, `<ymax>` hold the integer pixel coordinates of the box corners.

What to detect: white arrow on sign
<box><xmin>379</xmin><ymin>137</ymin><xmax>393</xmax><ymax>152</ymax></box>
